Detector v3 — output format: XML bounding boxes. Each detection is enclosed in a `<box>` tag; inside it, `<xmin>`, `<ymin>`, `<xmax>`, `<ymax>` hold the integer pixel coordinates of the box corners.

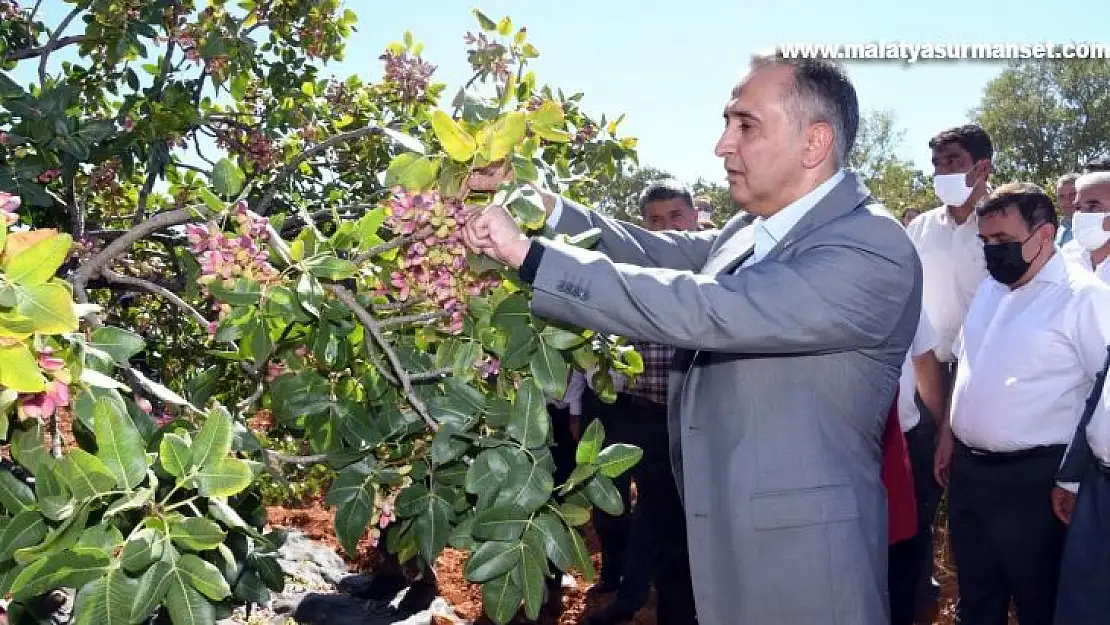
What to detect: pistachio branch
<box><xmin>99</xmin><ymin>267</ymin><xmax>210</xmax><ymax>329</ymax></box>
<box><xmin>37</xmin><ymin>7</ymin><xmax>81</xmax><ymax>83</ymax></box>
<box><xmin>325</xmin><ymin>284</ymin><xmax>438</xmax><ymax>432</ymax></box>
<box><xmin>354</xmin><ymin>231</ymin><xmax>420</xmax><ymax>265</ymax></box>
<box><xmin>379</xmin><ymin>311</ymin><xmax>451</xmax><ymax>328</ymax></box>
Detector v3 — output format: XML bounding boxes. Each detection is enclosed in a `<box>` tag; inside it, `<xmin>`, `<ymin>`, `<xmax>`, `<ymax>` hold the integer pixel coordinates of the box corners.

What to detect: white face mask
<box><xmin>933</xmin><ymin>172</ymin><xmax>974</xmax><ymax>207</ymax></box>
<box><xmin>1073</xmin><ymin>211</ymin><xmax>1110</xmax><ymax>251</ymax></box>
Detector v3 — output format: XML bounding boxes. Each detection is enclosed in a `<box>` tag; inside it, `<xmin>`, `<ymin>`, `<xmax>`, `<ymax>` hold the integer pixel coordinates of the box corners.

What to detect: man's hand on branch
<box><xmin>462</xmin><ymin>204</ymin><xmax>533</xmax><ymax>269</ymax></box>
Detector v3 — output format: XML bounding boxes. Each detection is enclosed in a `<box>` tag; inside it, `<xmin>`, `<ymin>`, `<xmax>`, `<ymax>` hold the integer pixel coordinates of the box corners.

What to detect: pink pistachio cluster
<box><xmin>186</xmin><ymin>202</ymin><xmax>279</xmax><ymax>333</ymax></box>
<box><xmin>0</xmin><ymin>191</ymin><xmax>20</xmax><ymax>225</ymax></box>
<box><xmin>379</xmin><ymin>50</ymin><xmax>437</xmax><ymax>102</ymax></box>
<box><xmin>19</xmin><ymin>348</ymin><xmax>70</xmax><ymax>419</ymax></box>
<box><xmin>215</xmin><ymin>130</ymin><xmax>277</xmax><ymax>170</ymax></box>
<box><xmin>368</xmin><ymin>485</ymin><xmax>404</xmax><ymax>548</ymax></box>
<box><xmin>463</xmin><ymin>32</ymin><xmax>511</xmax><ymax>81</ymax></box>
<box><xmin>375</xmin><ymin>188</ymin><xmax>500</xmax><ymax>334</ymax></box>
<box><xmin>37</xmin><ymin>169</ymin><xmax>60</xmax><ymax>184</ymax></box>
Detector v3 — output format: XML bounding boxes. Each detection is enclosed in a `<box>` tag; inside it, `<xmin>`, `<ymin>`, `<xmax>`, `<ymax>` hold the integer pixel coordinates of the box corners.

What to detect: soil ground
<box><xmin>267</xmin><ymin>497</ymin><xmax>977</xmax><ymax>625</ymax></box>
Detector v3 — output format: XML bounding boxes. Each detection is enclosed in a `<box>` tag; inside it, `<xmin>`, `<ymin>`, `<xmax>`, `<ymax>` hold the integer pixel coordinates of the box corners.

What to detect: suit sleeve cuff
<box><xmin>518</xmin><ymin>239</ymin><xmax>546</xmax><ymax>284</ymax></box>
<box><xmin>546</xmin><ymin>196</ymin><xmax>565</xmax><ymax>229</ymax></box>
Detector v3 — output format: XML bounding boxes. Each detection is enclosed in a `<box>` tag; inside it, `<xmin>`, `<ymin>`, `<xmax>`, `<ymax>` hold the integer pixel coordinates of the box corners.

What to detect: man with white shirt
<box><xmin>461</xmin><ymin>53</ymin><xmax>921</xmax><ymax>625</ymax></box>
<box><xmin>1060</xmin><ymin>171</ymin><xmax>1110</xmax><ymax>280</ymax></box>
<box><xmin>904</xmin><ymin>123</ymin><xmax>993</xmax><ymax>620</ymax></box>
<box><xmin>887</xmin><ymin>311</ymin><xmax>946</xmax><ymax>625</ymax></box>
<box><xmin>944</xmin><ymin>182</ymin><xmax>1110</xmax><ymax>625</ymax></box>
<box><xmin>1054</xmin><ymin>172</ymin><xmax>1080</xmax><ymax>248</ymax></box>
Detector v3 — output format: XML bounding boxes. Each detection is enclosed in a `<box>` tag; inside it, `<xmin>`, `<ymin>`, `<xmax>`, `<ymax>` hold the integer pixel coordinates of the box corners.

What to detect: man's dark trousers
<box><xmin>606</xmin><ymin>394</ymin><xmax>697</xmax><ymax>623</ymax></box>
<box><xmin>1054</xmin><ymin>464</ymin><xmax>1110</xmax><ymax>625</ymax></box>
<box><xmin>948</xmin><ymin>440</ymin><xmax>1066</xmax><ymax>625</ymax></box>
<box><xmin>888</xmin><ymin>411</ymin><xmax>942</xmax><ymax>625</ymax></box>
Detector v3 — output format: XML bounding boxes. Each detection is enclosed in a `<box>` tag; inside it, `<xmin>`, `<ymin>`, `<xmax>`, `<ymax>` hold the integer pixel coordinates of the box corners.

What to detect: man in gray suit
<box><xmin>462</xmin><ymin>53</ymin><xmax>921</xmax><ymax>624</ymax></box>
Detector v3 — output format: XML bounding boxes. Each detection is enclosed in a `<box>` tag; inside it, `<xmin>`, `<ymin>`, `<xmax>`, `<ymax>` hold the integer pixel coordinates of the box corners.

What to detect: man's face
<box><xmin>643</xmin><ymin>198</ymin><xmax>697</xmax><ymax>232</ymax></box>
<box><xmin>978</xmin><ymin>205</ymin><xmax>1051</xmax><ymax>266</ymax></box>
<box><xmin>1056</xmin><ymin>180</ymin><xmax>1077</xmax><ymax>217</ymax></box>
<box><xmin>931</xmin><ymin>142</ymin><xmax>985</xmax><ymax>187</ymax></box>
<box><xmin>714</xmin><ymin>65</ymin><xmax>810</xmax><ymax>216</ymax></box>
<box><xmin>1075</xmin><ymin>182</ymin><xmax>1110</xmax><ymax>232</ymax></box>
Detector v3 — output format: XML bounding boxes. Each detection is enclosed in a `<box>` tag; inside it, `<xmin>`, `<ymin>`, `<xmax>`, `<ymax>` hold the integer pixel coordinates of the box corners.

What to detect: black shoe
<box><xmin>586</xmin><ymin>604</ymin><xmax>637</xmax><ymax>625</ymax></box>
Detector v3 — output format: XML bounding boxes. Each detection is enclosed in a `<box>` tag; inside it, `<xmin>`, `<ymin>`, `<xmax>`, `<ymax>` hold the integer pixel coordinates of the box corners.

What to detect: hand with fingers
<box><xmin>461</xmin><ymin>204</ymin><xmax>532</xmax><ymax>269</ymax></box>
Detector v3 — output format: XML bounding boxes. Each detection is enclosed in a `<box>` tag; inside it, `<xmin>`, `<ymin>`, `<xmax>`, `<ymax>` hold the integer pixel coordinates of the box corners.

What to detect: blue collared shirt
<box><xmin>747</xmin><ymin>169</ymin><xmax>846</xmax><ymax>266</ymax></box>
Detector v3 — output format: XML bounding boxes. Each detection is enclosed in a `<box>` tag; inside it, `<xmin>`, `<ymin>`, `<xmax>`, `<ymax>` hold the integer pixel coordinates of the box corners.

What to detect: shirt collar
<box><xmin>752</xmin><ymin>169</ymin><xmax>846</xmax><ymax>260</ymax></box>
<box><xmin>1028</xmin><ymin>252</ymin><xmax>1068</xmax><ymax>286</ymax></box>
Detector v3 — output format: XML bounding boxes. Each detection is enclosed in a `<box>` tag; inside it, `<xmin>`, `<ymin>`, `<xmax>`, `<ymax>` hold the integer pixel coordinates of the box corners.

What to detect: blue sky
<box><xmin>14</xmin><ymin>0</ymin><xmax>1110</xmax><ymax>185</ymax></box>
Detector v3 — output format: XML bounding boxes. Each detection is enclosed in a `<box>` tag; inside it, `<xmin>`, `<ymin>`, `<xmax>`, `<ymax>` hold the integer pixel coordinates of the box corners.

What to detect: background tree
<box><xmin>574</xmin><ymin>164</ymin><xmax>674</xmax><ymax>222</ymax></box>
<box><xmin>850</xmin><ymin>109</ymin><xmax>937</xmax><ymax>219</ymax></box>
<box><xmin>972</xmin><ymin>58</ymin><xmax>1110</xmax><ymax>187</ymax></box>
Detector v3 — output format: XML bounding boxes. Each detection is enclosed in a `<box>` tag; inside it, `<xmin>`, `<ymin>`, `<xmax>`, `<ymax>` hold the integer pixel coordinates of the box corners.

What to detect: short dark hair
<box><xmin>928</xmin><ymin>124</ymin><xmax>993</xmax><ymax>162</ymax></box>
<box><xmin>1083</xmin><ymin>155</ymin><xmax>1110</xmax><ymax>173</ymax></box>
<box><xmin>638</xmin><ymin>179</ymin><xmax>694</xmax><ymax>215</ymax></box>
<box><xmin>976</xmin><ymin>181</ymin><xmax>1058</xmax><ymax>231</ymax></box>
<box><xmin>749</xmin><ymin>53</ymin><xmax>859</xmax><ymax>168</ymax></box>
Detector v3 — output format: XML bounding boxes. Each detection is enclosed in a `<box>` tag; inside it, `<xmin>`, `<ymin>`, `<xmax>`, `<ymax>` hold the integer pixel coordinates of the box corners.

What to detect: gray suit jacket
<box><xmin>529</xmin><ymin>171</ymin><xmax>922</xmax><ymax>625</ymax></box>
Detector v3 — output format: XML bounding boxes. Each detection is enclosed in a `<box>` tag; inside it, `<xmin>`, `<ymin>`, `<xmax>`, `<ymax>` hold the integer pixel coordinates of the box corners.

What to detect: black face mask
<box><xmin>983</xmin><ymin>225</ymin><xmax>1044</xmax><ymax>286</ymax></box>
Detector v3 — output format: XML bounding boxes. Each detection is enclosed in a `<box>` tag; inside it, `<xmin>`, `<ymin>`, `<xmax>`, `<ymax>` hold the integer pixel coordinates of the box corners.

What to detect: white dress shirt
<box><xmin>1065</xmin><ymin>247</ymin><xmax>1110</xmax><ymax>283</ymax></box>
<box><xmin>1066</xmin><ymin>248</ymin><xmax>1110</xmax><ymax>468</ymax></box>
<box><xmin>905</xmin><ymin>206</ymin><xmax>988</xmax><ymax>363</ymax></box>
<box><xmin>898</xmin><ymin>311</ymin><xmax>940</xmax><ymax>433</ymax></box>
<box><xmin>949</xmin><ymin>253</ymin><xmax>1110</xmax><ymax>452</ymax></box>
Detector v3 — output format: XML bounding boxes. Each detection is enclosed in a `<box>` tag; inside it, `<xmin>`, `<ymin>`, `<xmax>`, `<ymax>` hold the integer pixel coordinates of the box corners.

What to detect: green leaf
<box><xmin>15</xmin><ymin>281</ymin><xmax>79</xmax><ymax>333</ymax></box>
<box><xmin>530</xmin><ymin>513</ymin><xmax>576</xmax><ymax>571</ymax></box>
<box><xmin>575</xmin><ymin>419</ymin><xmax>604</xmax><ymax>465</ymax></box>
<box><xmin>491</xmin><ymin>293</ymin><xmax>530</xmax><ymax>329</ymax></box>
<box><xmin>303</xmin><ymin>255</ymin><xmax>358</xmax><ymax>280</ymax></box>
<box><xmin>530</xmin><ymin>101</ymin><xmax>570</xmax><ymax>142</ymax></box>
<box><xmin>507</xmin><ymin>378</ymin><xmax>550</xmax><ymax>448</ymax></box>
<box><xmin>472</xmin><ymin>504</ymin><xmax>530</xmax><ymax>542</ymax></box>
<box><xmin>414</xmin><ymin>491</ymin><xmax>452</xmax><ymax>564</ymax></box>
<box><xmin>104</xmin><ymin>486</ymin><xmax>154</xmax><ymax>517</ymax></box>
<box><xmin>250</xmin><ymin>554</ymin><xmax>285</xmax><ymax>591</ymax></box>
<box><xmin>0</xmin><ymin>470</ymin><xmax>35</xmax><ymax>515</ymax></box>
<box><xmin>160</xmin><ymin>433</ymin><xmax>192</xmax><ymax>478</ymax></box>
<box><xmin>518</xmin><ymin>530</ymin><xmax>547</xmax><ymax>619</ymax></box>
<box><xmin>212</xmin><ymin>158</ymin><xmax>245</xmax><ymax>197</ymax></box>
<box><xmin>496</xmin><ymin>16</ymin><xmax>512</xmax><ymax>36</ymax></box>
<box><xmin>165</xmin><ymin>566</ymin><xmax>216</xmax><ymax>625</ymax></box>
<box><xmin>76</xmin><ymin>568</ymin><xmax>136</xmax><ymax>625</ymax></box>
<box><xmin>481</xmin><ymin>573</ymin><xmax>523</xmax><ymax>625</ymax></box>
<box><xmin>512</xmin><ymin>155</ymin><xmax>539</xmax><ymax>183</ymax></box>
<box><xmin>0</xmin><ymin>343</ymin><xmax>45</xmax><ymax>393</ymax></box>
<box><xmin>122</xmin><ymin>528</ymin><xmax>164</xmax><ymax>573</ymax></box>
<box><xmin>464</xmin><ymin>540</ymin><xmax>521</xmax><ymax>583</ymax></box>
<box><xmin>77</xmin><ymin>522</ymin><xmax>124</xmax><ymax>552</ymax></box>
<box><xmin>384</xmin><ymin>153</ymin><xmax>440</xmax><ymax>191</ymax></box>
<box><xmin>539</xmin><ymin>324</ymin><xmax>587</xmax><ymax>350</ymax></box>
<box><xmin>501</xmin><ymin>324</ymin><xmax>538</xmax><ymax>370</ymax></box>
<box><xmin>584</xmin><ymin>475</ymin><xmax>624</xmax><ymax>516</ymax></box>
<box><xmin>480</xmin><ymin>112</ymin><xmax>527</xmax><ymax>162</ymax></box>
<box><xmin>473</xmin><ymin>8</ymin><xmax>498</xmax><ymax>30</ymax></box>
<box><xmin>563</xmin><ymin>464</ymin><xmax>597</xmax><ymax>491</ymax></box>
<box><xmin>494</xmin><ymin>450</ymin><xmax>553</xmax><ymax>514</ymax></box>
<box><xmin>207</xmin><ymin>277</ymin><xmax>262</xmax><ymax>306</ymax></box>
<box><xmin>189</xmin><ymin>458</ymin><xmax>253</xmax><ymax>498</ymax></box>
<box><xmin>132</xmin><ymin>560</ymin><xmax>173</xmax><ymax>622</ymax></box>
<box><xmin>59</xmin><ymin>449</ymin><xmax>117</xmax><ymax>500</ymax></box>
<box><xmin>465</xmin><ymin>448</ymin><xmax>510</xmax><ymax>509</ymax></box>
<box><xmin>558</xmin><ymin>503</ymin><xmax>590</xmax><ymax>527</ymax></box>
<box><xmin>334</xmin><ymin>482</ymin><xmax>373</xmax><ymax>555</ymax></box>
<box><xmin>568</xmin><ymin>526</ymin><xmax>595</xmax><ymax>582</ymax></box>
<box><xmin>430</xmin><ymin>110</ymin><xmax>477</xmax><ymax>162</ymax></box>
<box><xmin>180</xmin><ymin>553</ymin><xmax>232</xmax><ymax>600</ymax></box>
<box><xmin>597</xmin><ymin>443</ymin><xmax>643</xmax><ymax>478</ymax></box>
<box><xmin>530</xmin><ymin>341</ymin><xmax>568</xmax><ymax>399</ymax></box>
<box><xmin>1</xmin><ymin>232</ymin><xmax>72</xmax><ymax>286</ymax></box>
<box><xmin>191</xmin><ymin>406</ymin><xmax>234</xmax><ymax>468</ymax></box>
<box><xmin>9</xmin><ymin>547</ymin><xmax>111</xmax><ymax>601</ymax></box>
<box><xmin>89</xmin><ymin>326</ymin><xmax>145</xmax><ymax>364</ymax></box>
<box><xmin>170</xmin><ymin>516</ymin><xmax>226</xmax><ymax>551</ymax></box>
<box><xmin>94</xmin><ymin>397</ymin><xmax>147</xmax><ymax>489</ymax></box>
<box><xmin>35</xmin><ymin>461</ymin><xmax>74</xmax><ymax>521</ymax></box>
<box><xmin>13</xmin><ymin>506</ymin><xmax>87</xmax><ymax>565</ymax></box>
<box><xmin>0</xmin><ymin>510</ymin><xmax>47</xmax><ymax>561</ymax></box>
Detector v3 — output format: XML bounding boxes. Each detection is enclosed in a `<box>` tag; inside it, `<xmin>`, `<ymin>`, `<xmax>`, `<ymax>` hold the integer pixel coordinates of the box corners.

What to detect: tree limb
<box><xmin>256</xmin><ymin>125</ymin><xmax>387</xmax><ymax>215</ymax></box>
<box><xmin>409</xmin><ymin>368</ymin><xmax>453</xmax><ymax>381</ymax></box>
<box><xmin>325</xmin><ymin>284</ymin><xmax>438</xmax><ymax>431</ymax></box>
<box><xmin>379</xmin><ymin>311</ymin><xmax>451</xmax><ymax>328</ymax></box>
<box><xmin>38</xmin><ymin>7</ymin><xmax>82</xmax><ymax>85</ymax></box>
<box><xmin>100</xmin><ymin>268</ymin><xmax>210</xmax><ymax>329</ymax></box>
<box><xmin>5</xmin><ymin>34</ymin><xmax>86</xmax><ymax>63</ymax></box>
<box><xmin>72</xmin><ymin>207</ymin><xmax>197</xmax><ymax>303</ymax></box>
<box><xmin>28</xmin><ymin>0</ymin><xmax>44</xmax><ymax>23</ymax></box>
<box><xmin>132</xmin><ymin>41</ymin><xmax>177</xmax><ymax>225</ymax></box>
<box><xmin>355</xmin><ymin>232</ymin><xmax>419</xmax><ymax>265</ymax></box>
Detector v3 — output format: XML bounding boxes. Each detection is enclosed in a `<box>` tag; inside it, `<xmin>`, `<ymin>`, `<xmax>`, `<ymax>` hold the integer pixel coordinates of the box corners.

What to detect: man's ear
<box><xmin>801</xmin><ymin>122</ymin><xmax>835</xmax><ymax>170</ymax></box>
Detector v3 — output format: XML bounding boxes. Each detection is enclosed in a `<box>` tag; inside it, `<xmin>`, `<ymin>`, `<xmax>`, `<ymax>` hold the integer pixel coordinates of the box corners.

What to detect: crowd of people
<box><xmin>457</xmin><ymin>52</ymin><xmax>1110</xmax><ymax>625</ymax></box>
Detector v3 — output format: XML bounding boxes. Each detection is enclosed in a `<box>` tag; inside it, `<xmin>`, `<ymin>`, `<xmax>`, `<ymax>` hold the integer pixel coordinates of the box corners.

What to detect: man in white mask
<box><xmin>1062</xmin><ymin>172</ymin><xmax>1110</xmax><ymax>281</ymax></box>
<box><xmin>903</xmin><ymin>123</ymin><xmax>994</xmax><ymax>623</ymax></box>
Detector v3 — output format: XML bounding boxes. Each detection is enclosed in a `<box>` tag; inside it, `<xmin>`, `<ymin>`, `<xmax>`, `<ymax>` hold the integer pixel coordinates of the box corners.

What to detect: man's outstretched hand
<box><xmin>462</xmin><ymin>204</ymin><xmax>533</xmax><ymax>269</ymax></box>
